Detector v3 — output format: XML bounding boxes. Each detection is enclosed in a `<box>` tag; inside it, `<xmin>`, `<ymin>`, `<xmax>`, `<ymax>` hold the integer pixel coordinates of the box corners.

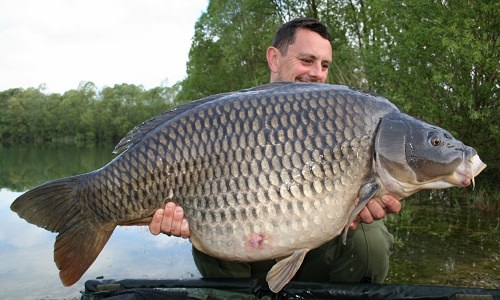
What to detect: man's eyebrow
<box><xmin>297</xmin><ymin>53</ymin><xmax>317</xmax><ymax>60</ymax></box>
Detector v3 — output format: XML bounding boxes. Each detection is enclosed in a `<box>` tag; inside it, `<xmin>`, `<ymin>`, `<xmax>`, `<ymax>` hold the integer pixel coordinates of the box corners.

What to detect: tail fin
<box><xmin>10</xmin><ymin>175</ymin><xmax>115</xmax><ymax>286</ymax></box>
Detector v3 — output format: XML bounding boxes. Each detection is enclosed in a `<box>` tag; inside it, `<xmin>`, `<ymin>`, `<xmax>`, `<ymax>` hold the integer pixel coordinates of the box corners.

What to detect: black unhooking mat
<box><xmin>81</xmin><ymin>278</ymin><xmax>500</xmax><ymax>300</ymax></box>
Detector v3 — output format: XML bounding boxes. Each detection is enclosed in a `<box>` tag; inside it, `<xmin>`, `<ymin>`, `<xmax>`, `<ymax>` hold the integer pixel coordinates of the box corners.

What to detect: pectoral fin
<box><xmin>342</xmin><ymin>179</ymin><xmax>380</xmax><ymax>245</ymax></box>
<box><xmin>266</xmin><ymin>248</ymin><xmax>309</xmax><ymax>293</ymax></box>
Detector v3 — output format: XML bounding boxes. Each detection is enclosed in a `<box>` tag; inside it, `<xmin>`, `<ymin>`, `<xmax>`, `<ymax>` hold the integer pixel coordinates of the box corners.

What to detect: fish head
<box><xmin>374</xmin><ymin>113</ymin><xmax>486</xmax><ymax>197</ymax></box>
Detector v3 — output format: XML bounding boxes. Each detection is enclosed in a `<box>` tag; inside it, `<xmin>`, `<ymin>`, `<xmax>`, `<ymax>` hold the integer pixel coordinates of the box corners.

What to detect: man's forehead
<box><xmin>288</xmin><ymin>29</ymin><xmax>331</xmax><ymax>55</ymax></box>
<box><xmin>293</xmin><ymin>28</ymin><xmax>330</xmax><ymax>44</ymax></box>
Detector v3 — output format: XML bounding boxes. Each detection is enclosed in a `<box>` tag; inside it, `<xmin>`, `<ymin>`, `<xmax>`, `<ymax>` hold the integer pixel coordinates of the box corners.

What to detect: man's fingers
<box><xmin>180</xmin><ymin>219</ymin><xmax>190</xmax><ymax>238</ymax></box>
<box><xmin>149</xmin><ymin>202</ymin><xmax>190</xmax><ymax>238</ymax></box>
<box><xmin>169</xmin><ymin>206</ymin><xmax>184</xmax><ymax>236</ymax></box>
<box><xmin>149</xmin><ymin>209</ymin><xmax>164</xmax><ymax>235</ymax></box>
<box><xmin>350</xmin><ymin>195</ymin><xmax>402</xmax><ymax>228</ymax></box>
<box><xmin>382</xmin><ymin>195</ymin><xmax>402</xmax><ymax>214</ymax></box>
<box><xmin>358</xmin><ymin>206</ymin><xmax>374</xmax><ymax>224</ymax></box>
<box><xmin>366</xmin><ymin>199</ymin><xmax>386</xmax><ymax>220</ymax></box>
<box><xmin>160</xmin><ymin>202</ymin><xmax>176</xmax><ymax>234</ymax></box>
<box><xmin>349</xmin><ymin>215</ymin><xmax>361</xmax><ymax>230</ymax></box>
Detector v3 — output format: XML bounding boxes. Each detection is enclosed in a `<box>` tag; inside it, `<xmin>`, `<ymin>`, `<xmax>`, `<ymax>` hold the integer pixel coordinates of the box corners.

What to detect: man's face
<box><xmin>271</xmin><ymin>28</ymin><xmax>332</xmax><ymax>83</ymax></box>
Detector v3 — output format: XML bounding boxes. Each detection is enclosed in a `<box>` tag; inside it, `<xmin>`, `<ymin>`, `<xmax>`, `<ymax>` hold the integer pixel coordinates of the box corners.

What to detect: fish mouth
<box><xmin>448</xmin><ymin>154</ymin><xmax>486</xmax><ymax>188</ymax></box>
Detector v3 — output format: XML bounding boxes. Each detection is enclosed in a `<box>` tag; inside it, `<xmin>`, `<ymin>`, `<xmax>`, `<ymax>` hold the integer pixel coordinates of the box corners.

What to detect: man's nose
<box><xmin>309</xmin><ymin>63</ymin><xmax>326</xmax><ymax>82</ymax></box>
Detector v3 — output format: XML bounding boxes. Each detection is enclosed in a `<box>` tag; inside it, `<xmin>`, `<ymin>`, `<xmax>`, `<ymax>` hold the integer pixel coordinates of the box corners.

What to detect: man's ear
<box><xmin>266</xmin><ymin>46</ymin><xmax>280</xmax><ymax>73</ymax></box>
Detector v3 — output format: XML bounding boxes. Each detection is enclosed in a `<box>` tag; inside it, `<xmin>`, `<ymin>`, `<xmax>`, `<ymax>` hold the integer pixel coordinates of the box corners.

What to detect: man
<box><xmin>150</xmin><ymin>17</ymin><xmax>401</xmax><ymax>285</ymax></box>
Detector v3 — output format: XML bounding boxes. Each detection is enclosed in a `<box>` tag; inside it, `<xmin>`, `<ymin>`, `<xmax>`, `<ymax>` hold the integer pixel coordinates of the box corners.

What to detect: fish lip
<box><xmin>452</xmin><ymin>172</ymin><xmax>474</xmax><ymax>187</ymax></box>
<box><xmin>452</xmin><ymin>154</ymin><xmax>487</xmax><ymax>188</ymax></box>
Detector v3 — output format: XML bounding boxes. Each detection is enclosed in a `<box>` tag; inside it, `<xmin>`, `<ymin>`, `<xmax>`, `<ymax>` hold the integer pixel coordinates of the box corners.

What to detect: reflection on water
<box><xmin>0</xmin><ymin>143</ymin><xmax>117</xmax><ymax>191</ymax></box>
<box><xmin>385</xmin><ymin>194</ymin><xmax>499</xmax><ymax>288</ymax></box>
<box><xmin>0</xmin><ymin>144</ymin><xmax>498</xmax><ymax>299</ymax></box>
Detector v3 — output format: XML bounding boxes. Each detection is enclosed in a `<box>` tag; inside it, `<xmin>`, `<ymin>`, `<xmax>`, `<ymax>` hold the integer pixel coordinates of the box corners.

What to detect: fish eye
<box><xmin>429</xmin><ymin>136</ymin><xmax>442</xmax><ymax>147</ymax></box>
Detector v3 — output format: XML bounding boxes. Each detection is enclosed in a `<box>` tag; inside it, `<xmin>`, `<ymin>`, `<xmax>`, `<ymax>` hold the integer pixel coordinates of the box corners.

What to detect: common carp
<box><xmin>11</xmin><ymin>82</ymin><xmax>486</xmax><ymax>292</ymax></box>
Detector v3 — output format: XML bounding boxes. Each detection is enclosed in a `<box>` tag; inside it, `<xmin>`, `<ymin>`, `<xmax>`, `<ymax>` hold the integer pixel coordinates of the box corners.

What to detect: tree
<box><xmin>0</xmin><ymin>88</ymin><xmax>23</xmax><ymax>140</ymax></box>
<box><xmin>4</xmin><ymin>88</ymin><xmax>48</xmax><ymax>142</ymax></box>
<box><xmin>177</xmin><ymin>0</ymin><xmax>281</xmax><ymax>102</ymax></box>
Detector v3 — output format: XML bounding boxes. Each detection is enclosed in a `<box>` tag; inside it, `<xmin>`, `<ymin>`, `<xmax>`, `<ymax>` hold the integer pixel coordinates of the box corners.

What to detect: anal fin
<box><xmin>266</xmin><ymin>248</ymin><xmax>309</xmax><ymax>293</ymax></box>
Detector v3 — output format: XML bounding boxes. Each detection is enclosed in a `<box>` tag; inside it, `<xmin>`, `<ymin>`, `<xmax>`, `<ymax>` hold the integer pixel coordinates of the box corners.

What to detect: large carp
<box><xmin>11</xmin><ymin>82</ymin><xmax>486</xmax><ymax>292</ymax></box>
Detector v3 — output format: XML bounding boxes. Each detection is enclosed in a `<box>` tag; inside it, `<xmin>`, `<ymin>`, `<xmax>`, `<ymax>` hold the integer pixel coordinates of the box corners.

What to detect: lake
<box><xmin>0</xmin><ymin>143</ymin><xmax>498</xmax><ymax>299</ymax></box>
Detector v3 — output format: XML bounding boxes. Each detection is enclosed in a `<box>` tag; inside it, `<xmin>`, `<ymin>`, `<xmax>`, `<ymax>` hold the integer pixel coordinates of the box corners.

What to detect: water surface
<box><xmin>385</xmin><ymin>194</ymin><xmax>499</xmax><ymax>288</ymax></box>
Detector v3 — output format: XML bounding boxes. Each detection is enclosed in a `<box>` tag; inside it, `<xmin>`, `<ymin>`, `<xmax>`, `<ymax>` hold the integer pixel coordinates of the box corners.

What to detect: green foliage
<box><xmin>0</xmin><ymin>83</ymin><xmax>174</xmax><ymax>144</ymax></box>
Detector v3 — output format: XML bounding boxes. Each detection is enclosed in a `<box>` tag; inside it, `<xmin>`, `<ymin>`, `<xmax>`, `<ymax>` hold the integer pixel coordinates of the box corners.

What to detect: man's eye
<box><xmin>301</xmin><ymin>59</ymin><xmax>313</xmax><ymax>64</ymax></box>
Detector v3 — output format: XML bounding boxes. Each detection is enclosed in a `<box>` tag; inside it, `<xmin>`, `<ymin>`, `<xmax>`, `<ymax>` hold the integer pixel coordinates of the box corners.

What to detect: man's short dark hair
<box><xmin>272</xmin><ymin>17</ymin><xmax>331</xmax><ymax>54</ymax></box>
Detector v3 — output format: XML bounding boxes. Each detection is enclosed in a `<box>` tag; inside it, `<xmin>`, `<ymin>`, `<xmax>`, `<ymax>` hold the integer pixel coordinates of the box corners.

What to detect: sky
<box><xmin>0</xmin><ymin>0</ymin><xmax>208</xmax><ymax>94</ymax></box>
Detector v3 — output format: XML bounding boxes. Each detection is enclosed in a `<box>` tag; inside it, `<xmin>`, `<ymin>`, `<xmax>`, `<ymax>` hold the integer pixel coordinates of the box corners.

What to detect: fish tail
<box><xmin>10</xmin><ymin>174</ymin><xmax>115</xmax><ymax>286</ymax></box>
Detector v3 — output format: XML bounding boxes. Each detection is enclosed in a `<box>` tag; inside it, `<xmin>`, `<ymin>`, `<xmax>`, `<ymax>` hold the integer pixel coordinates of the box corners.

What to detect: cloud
<box><xmin>0</xmin><ymin>0</ymin><xmax>208</xmax><ymax>93</ymax></box>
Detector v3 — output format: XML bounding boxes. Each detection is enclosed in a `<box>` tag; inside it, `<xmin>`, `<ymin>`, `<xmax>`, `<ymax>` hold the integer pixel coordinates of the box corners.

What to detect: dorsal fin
<box><xmin>112</xmin><ymin>92</ymin><xmax>231</xmax><ymax>154</ymax></box>
<box><xmin>112</xmin><ymin>82</ymin><xmax>294</xmax><ymax>154</ymax></box>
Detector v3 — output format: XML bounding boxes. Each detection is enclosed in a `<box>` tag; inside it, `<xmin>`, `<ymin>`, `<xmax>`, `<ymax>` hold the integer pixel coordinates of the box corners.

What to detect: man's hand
<box><xmin>349</xmin><ymin>195</ymin><xmax>401</xmax><ymax>229</ymax></box>
<box><xmin>149</xmin><ymin>202</ymin><xmax>190</xmax><ymax>238</ymax></box>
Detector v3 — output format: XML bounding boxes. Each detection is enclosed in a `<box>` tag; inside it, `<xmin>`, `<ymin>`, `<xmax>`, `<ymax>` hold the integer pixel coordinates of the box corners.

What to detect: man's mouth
<box><xmin>295</xmin><ymin>76</ymin><xmax>318</xmax><ymax>83</ymax></box>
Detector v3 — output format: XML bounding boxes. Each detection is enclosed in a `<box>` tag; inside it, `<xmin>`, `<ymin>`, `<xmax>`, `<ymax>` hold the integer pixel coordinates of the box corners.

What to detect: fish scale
<box><xmin>11</xmin><ymin>82</ymin><xmax>486</xmax><ymax>293</ymax></box>
<box><xmin>147</xmin><ymin>86</ymin><xmax>379</xmax><ymax>261</ymax></box>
